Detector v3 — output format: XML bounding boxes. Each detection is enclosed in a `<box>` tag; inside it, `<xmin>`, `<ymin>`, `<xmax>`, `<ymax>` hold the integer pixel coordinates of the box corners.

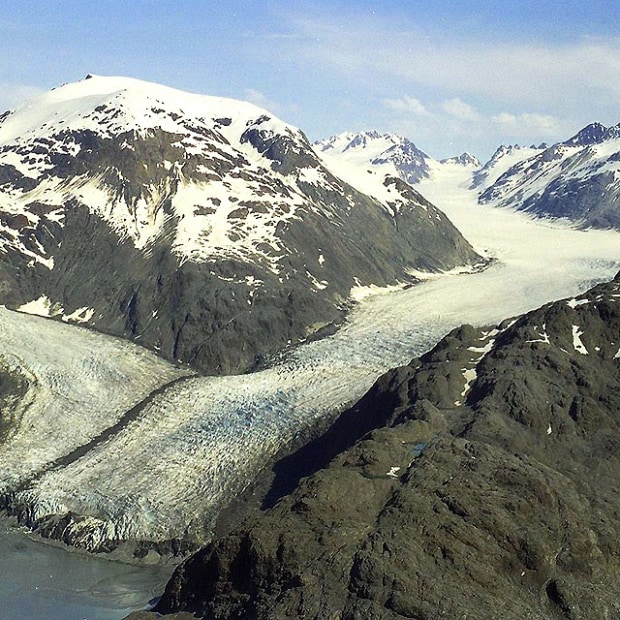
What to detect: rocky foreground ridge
<box><xmin>131</xmin><ymin>272</ymin><xmax>620</xmax><ymax>619</ymax></box>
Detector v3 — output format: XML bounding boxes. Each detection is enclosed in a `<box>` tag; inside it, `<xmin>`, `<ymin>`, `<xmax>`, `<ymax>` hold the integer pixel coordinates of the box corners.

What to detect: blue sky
<box><xmin>2</xmin><ymin>0</ymin><xmax>620</xmax><ymax>159</ymax></box>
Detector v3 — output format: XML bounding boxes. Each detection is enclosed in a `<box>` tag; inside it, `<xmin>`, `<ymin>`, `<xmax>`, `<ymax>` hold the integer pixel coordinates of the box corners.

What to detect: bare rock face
<box><xmin>137</xmin><ymin>273</ymin><xmax>620</xmax><ymax>619</ymax></box>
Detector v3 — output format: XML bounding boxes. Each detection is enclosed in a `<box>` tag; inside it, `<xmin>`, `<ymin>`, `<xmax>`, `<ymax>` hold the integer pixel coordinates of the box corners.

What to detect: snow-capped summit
<box><xmin>0</xmin><ymin>74</ymin><xmax>323</xmax><ymax>268</ymax></box>
<box><xmin>440</xmin><ymin>152</ymin><xmax>481</xmax><ymax>167</ymax></box>
<box><xmin>0</xmin><ymin>74</ymin><xmax>291</xmax><ymax>144</ymax></box>
<box><xmin>315</xmin><ymin>131</ymin><xmax>432</xmax><ymax>185</ymax></box>
<box><xmin>317</xmin><ymin>130</ymin><xmax>387</xmax><ymax>154</ymax></box>
<box><xmin>0</xmin><ymin>76</ymin><xmax>479</xmax><ymax>374</ymax></box>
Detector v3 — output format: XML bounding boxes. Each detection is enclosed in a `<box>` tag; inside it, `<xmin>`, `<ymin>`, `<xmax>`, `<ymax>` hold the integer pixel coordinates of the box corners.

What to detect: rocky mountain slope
<box><xmin>137</xmin><ymin>272</ymin><xmax>620</xmax><ymax>620</ymax></box>
<box><xmin>0</xmin><ymin>76</ymin><xmax>479</xmax><ymax>374</ymax></box>
<box><xmin>470</xmin><ymin>143</ymin><xmax>545</xmax><ymax>194</ymax></box>
<box><xmin>478</xmin><ymin>123</ymin><xmax>620</xmax><ymax>229</ymax></box>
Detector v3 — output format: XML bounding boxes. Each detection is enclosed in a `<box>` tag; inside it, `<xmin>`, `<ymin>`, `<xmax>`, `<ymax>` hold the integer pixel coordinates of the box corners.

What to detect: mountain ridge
<box><xmin>0</xmin><ymin>75</ymin><xmax>480</xmax><ymax>374</ymax></box>
<box><xmin>137</xmin><ymin>271</ymin><xmax>620</xmax><ymax>620</ymax></box>
<box><xmin>477</xmin><ymin>122</ymin><xmax>620</xmax><ymax>229</ymax></box>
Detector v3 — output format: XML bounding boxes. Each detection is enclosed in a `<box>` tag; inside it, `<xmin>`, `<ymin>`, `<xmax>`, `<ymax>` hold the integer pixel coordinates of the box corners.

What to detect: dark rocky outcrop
<box><xmin>131</xmin><ymin>273</ymin><xmax>620</xmax><ymax>619</ymax></box>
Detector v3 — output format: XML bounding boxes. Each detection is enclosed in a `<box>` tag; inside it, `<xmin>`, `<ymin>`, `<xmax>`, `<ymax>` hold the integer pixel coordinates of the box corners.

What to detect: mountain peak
<box><xmin>440</xmin><ymin>152</ymin><xmax>481</xmax><ymax>167</ymax></box>
<box><xmin>315</xmin><ymin>131</ymin><xmax>432</xmax><ymax>185</ymax></box>
<box><xmin>0</xmin><ymin>76</ymin><xmax>480</xmax><ymax>376</ymax></box>
<box><xmin>0</xmin><ymin>75</ymin><xmax>289</xmax><ymax>146</ymax></box>
<box><xmin>565</xmin><ymin>122</ymin><xmax>610</xmax><ymax>147</ymax></box>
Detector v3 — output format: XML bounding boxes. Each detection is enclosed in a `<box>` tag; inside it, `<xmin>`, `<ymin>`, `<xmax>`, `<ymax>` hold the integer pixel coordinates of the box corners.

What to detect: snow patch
<box><xmin>461</xmin><ymin>368</ymin><xmax>477</xmax><ymax>398</ymax></box>
<box><xmin>386</xmin><ymin>467</ymin><xmax>401</xmax><ymax>478</ymax></box>
<box><xmin>306</xmin><ymin>270</ymin><xmax>328</xmax><ymax>290</ymax></box>
<box><xmin>526</xmin><ymin>324</ymin><xmax>550</xmax><ymax>344</ymax></box>
<box><xmin>62</xmin><ymin>307</ymin><xmax>95</xmax><ymax>324</ymax></box>
<box><xmin>17</xmin><ymin>296</ymin><xmax>64</xmax><ymax>318</ymax></box>
<box><xmin>349</xmin><ymin>281</ymin><xmax>405</xmax><ymax>301</ymax></box>
<box><xmin>468</xmin><ymin>339</ymin><xmax>495</xmax><ymax>355</ymax></box>
<box><xmin>297</xmin><ymin>166</ymin><xmax>322</xmax><ymax>185</ymax></box>
<box><xmin>567</xmin><ymin>298</ymin><xmax>590</xmax><ymax>308</ymax></box>
<box><xmin>572</xmin><ymin>325</ymin><xmax>589</xmax><ymax>355</ymax></box>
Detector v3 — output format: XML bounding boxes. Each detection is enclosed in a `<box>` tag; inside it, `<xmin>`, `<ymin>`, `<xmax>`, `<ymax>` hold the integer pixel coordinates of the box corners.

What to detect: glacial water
<box><xmin>0</xmin><ymin>525</ymin><xmax>171</xmax><ymax>620</ymax></box>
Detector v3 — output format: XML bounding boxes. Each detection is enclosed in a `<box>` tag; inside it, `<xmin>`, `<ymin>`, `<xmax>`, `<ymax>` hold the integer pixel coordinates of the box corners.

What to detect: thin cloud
<box><xmin>441</xmin><ymin>98</ymin><xmax>480</xmax><ymax>122</ymax></box>
<box><xmin>380</xmin><ymin>95</ymin><xmax>569</xmax><ymax>158</ymax></box>
<box><xmin>269</xmin><ymin>11</ymin><xmax>620</xmax><ymax>121</ymax></box>
<box><xmin>382</xmin><ymin>96</ymin><xmax>428</xmax><ymax>116</ymax></box>
<box><xmin>492</xmin><ymin>112</ymin><xmax>561</xmax><ymax>135</ymax></box>
<box><xmin>255</xmin><ymin>9</ymin><xmax>620</xmax><ymax>158</ymax></box>
<box><xmin>244</xmin><ymin>88</ymin><xmax>281</xmax><ymax>114</ymax></box>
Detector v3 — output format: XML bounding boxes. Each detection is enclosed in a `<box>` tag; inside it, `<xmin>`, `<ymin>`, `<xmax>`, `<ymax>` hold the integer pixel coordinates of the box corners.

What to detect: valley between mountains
<box><xmin>0</xmin><ymin>76</ymin><xmax>620</xmax><ymax>618</ymax></box>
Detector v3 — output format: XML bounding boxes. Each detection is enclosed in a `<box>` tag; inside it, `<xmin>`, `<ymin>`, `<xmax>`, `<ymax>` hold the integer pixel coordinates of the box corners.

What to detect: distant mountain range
<box><xmin>477</xmin><ymin>123</ymin><xmax>620</xmax><ymax>229</ymax></box>
<box><xmin>315</xmin><ymin>130</ymin><xmax>479</xmax><ymax>187</ymax></box>
<box><xmin>318</xmin><ymin>125</ymin><xmax>620</xmax><ymax>230</ymax></box>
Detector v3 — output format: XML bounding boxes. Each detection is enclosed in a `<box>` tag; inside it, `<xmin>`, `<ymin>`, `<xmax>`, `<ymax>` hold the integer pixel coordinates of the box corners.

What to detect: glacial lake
<box><xmin>0</xmin><ymin>525</ymin><xmax>171</xmax><ymax>620</ymax></box>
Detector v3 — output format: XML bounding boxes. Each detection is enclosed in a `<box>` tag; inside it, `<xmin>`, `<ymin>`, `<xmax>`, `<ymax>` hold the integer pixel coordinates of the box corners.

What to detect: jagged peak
<box><xmin>564</xmin><ymin>122</ymin><xmax>610</xmax><ymax>147</ymax></box>
<box><xmin>315</xmin><ymin>131</ymin><xmax>427</xmax><ymax>156</ymax></box>
<box><xmin>489</xmin><ymin>143</ymin><xmax>527</xmax><ymax>158</ymax></box>
<box><xmin>440</xmin><ymin>152</ymin><xmax>481</xmax><ymax>167</ymax></box>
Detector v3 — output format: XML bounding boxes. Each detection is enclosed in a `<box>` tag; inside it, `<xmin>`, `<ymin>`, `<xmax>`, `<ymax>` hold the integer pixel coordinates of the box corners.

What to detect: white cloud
<box><xmin>492</xmin><ymin>112</ymin><xmax>561</xmax><ymax>135</ymax></box>
<box><xmin>382</xmin><ymin>95</ymin><xmax>428</xmax><ymax>116</ymax></box>
<box><xmin>440</xmin><ymin>98</ymin><xmax>480</xmax><ymax>121</ymax></box>
<box><xmin>380</xmin><ymin>94</ymin><xmax>569</xmax><ymax>159</ymax></box>
<box><xmin>492</xmin><ymin>112</ymin><xmax>517</xmax><ymax>125</ymax></box>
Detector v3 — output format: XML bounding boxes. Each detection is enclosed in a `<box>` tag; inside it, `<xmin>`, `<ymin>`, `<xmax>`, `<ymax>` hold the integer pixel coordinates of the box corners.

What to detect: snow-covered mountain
<box><xmin>0</xmin><ymin>76</ymin><xmax>480</xmax><ymax>373</ymax></box>
<box><xmin>319</xmin><ymin>124</ymin><xmax>620</xmax><ymax>231</ymax></box>
<box><xmin>478</xmin><ymin>123</ymin><xmax>620</xmax><ymax>228</ymax></box>
<box><xmin>470</xmin><ymin>144</ymin><xmax>546</xmax><ymax>194</ymax></box>
<box><xmin>440</xmin><ymin>152</ymin><xmax>481</xmax><ymax>167</ymax></box>
<box><xmin>315</xmin><ymin>131</ymin><xmax>434</xmax><ymax>185</ymax></box>
<box><xmin>314</xmin><ymin>131</ymin><xmax>481</xmax><ymax>217</ymax></box>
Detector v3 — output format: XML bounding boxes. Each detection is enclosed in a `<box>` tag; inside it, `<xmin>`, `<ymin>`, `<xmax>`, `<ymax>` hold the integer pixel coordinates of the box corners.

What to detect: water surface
<box><xmin>0</xmin><ymin>525</ymin><xmax>171</xmax><ymax>620</ymax></box>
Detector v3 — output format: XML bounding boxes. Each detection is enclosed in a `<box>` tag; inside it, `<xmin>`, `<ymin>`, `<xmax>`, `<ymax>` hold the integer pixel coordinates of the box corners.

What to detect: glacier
<box><xmin>1</xmin><ymin>162</ymin><xmax>618</xmax><ymax>551</ymax></box>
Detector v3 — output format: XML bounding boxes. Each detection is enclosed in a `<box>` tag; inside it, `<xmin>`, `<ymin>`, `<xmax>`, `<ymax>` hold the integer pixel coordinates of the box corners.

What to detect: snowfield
<box><xmin>1</xmin><ymin>163</ymin><xmax>619</xmax><ymax>548</ymax></box>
